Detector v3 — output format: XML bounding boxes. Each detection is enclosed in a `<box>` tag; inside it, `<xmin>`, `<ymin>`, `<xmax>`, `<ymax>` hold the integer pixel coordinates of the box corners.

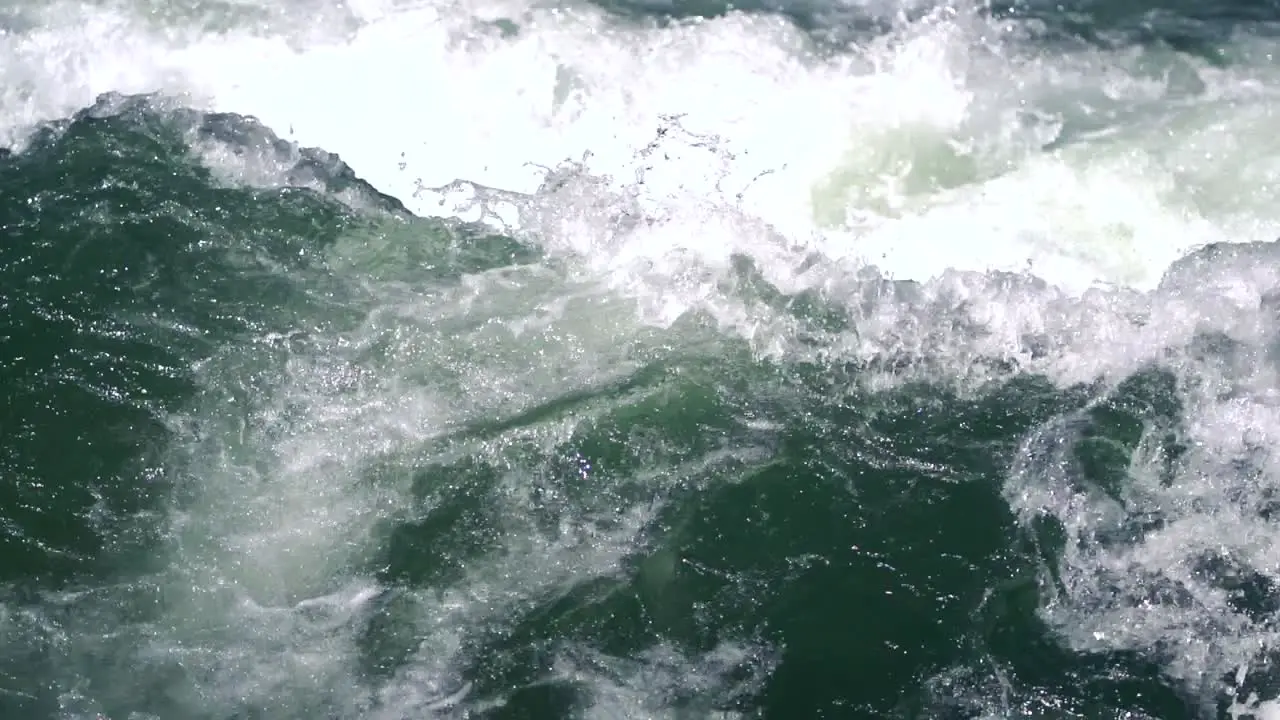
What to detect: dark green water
<box><xmin>6</xmin><ymin>2</ymin><xmax>1280</xmax><ymax>719</ymax></box>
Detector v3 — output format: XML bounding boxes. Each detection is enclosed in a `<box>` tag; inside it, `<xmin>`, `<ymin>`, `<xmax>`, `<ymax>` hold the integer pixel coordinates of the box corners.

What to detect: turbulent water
<box><xmin>7</xmin><ymin>0</ymin><xmax>1280</xmax><ymax>718</ymax></box>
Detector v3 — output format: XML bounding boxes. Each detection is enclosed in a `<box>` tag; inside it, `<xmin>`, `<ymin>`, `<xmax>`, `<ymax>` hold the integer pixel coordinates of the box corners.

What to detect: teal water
<box><xmin>6</xmin><ymin>1</ymin><xmax>1280</xmax><ymax>719</ymax></box>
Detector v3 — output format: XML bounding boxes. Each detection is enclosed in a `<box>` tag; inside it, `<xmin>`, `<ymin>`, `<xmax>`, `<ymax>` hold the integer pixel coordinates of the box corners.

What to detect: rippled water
<box><xmin>6</xmin><ymin>1</ymin><xmax>1280</xmax><ymax>718</ymax></box>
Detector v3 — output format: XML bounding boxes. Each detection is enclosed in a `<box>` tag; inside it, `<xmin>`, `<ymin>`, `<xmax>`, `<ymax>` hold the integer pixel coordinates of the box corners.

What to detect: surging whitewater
<box><xmin>9</xmin><ymin>0</ymin><xmax>1280</xmax><ymax>717</ymax></box>
<box><xmin>8</xmin><ymin>0</ymin><xmax>1280</xmax><ymax>295</ymax></box>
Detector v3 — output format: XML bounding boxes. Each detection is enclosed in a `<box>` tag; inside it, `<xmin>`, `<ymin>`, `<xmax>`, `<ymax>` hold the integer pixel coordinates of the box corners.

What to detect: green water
<box><xmin>9</xmin><ymin>0</ymin><xmax>1280</xmax><ymax>711</ymax></box>
<box><xmin>1</xmin><ymin>91</ymin><xmax>1258</xmax><ymax>720</ymax></box>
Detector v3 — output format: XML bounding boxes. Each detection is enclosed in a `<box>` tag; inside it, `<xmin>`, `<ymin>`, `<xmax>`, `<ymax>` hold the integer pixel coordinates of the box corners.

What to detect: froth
<box><xmin>10</xmin><ymin>0</ymin><xmax>1280</xmax><ymax>298</ymax></box>
<box><xmin>998</xmin><ymin>243</ymin><xmax>1280</xmax><ymax>715</ymax></box>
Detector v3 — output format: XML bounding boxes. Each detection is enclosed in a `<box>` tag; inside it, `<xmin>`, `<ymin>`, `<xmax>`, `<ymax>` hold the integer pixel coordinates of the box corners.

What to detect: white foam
<box><xmin>8</xmin><ymin>0</ymin><xmax>1280</xmax><ymax>297</ymax></box>
<box><xmin>993</xmin><ymin>242</ymin><xmax>1280</xmax><ymax>713</ymax></box>
<box><xmin>550</xmin><ymin>640</ymin><xmax>779</xmax><ymax>719</ymax></box>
